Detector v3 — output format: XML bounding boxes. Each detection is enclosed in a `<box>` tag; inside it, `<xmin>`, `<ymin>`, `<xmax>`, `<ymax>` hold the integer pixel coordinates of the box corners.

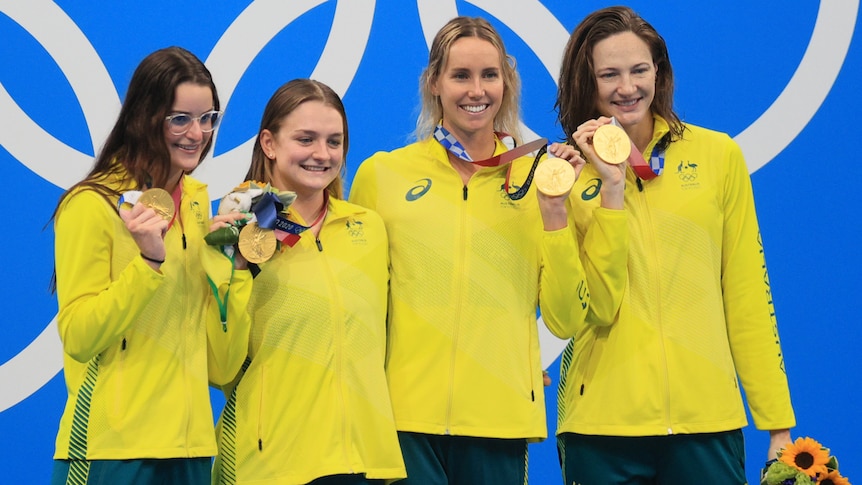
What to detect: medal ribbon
<box><xmin>252</xmin><ymin>191</ymin><xmax>329</xmax><ymax>248</ymax></box>
<box><xmin>206</xmin><ymin>252</ymin><xmax>234</xmax><ymax>332</ymax></box>
<box><xmin>168</xmin><ymin>179</ymin><xmax>183</xmax><ymax>229</ymax></box>
<box><xmin>433</xmin><ymin>123</ymin><xmax>548</xmax><ymax>200</ymax></box>
<box><xmin>504</xmin><ymin>144</ymin><xmax>547</xmax><ymax>200</ymax></box>
<box><xmin>434</xmin><ymin>124</ymin><xmax>545</xmax><ymax>167</ymax></box>
<box><xmin>626</xmin><ymin>142</ymin><xmax>666</xmax><ymax>180</ymax></box>
<box><xmin>610</xmin><ymin>118</ymin><xmax>666</xmax><ymax>180</ymax></box>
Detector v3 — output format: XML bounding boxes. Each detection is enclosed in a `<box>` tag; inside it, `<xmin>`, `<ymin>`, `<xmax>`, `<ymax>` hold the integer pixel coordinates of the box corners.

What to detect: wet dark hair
<box><xmin>556</xmin><ymin>6</ymin><xmax>683</xmax><ymax>142</ymax></box>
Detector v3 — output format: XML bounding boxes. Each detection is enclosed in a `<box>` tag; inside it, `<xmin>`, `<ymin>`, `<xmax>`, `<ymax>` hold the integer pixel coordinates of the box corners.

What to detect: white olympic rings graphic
<box><xmin>0</xmin><ymin>0</ymin><xmax>857</xmax><ymax>412</ymax></box>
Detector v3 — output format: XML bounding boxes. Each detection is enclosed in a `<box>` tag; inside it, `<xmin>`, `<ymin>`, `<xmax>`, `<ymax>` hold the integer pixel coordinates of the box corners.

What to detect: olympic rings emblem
<box><xmin>0</xmin><ymin>0</ymin><xmax>857</xmax><ymax>412</ymax></box>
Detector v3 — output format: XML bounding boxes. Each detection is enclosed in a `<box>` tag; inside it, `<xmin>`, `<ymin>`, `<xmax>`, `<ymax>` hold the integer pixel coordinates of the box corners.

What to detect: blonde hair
<box><xmin>415</xmin><ymin>16</ymin><xmax>522</xmax><ymax>144</ymax></box>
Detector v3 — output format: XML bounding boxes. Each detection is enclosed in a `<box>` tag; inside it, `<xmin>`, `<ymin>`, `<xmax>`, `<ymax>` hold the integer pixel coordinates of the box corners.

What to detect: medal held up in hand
<box><xmin>118</xmin><ymin>188</ymin><xmax>176</xmax><ymax>221</ymax></box>
<box><xmin>592</xmin><ymin>123</ymin><xmax>631</xmax><ymax>165</ymax></box>
<box><xmin>237</xmin><ymin>221</ymin><xmax>277</xmax><ymax>264</ymax></box>
<box><xmin>535</xmin><ymin>157</ymin><xmax>576</xmax><ymax>196</ymax></box>
<box><xmin>205</xmin><ymin>181</ymin><xmax>296</xmax><ymax>263</ymax></box>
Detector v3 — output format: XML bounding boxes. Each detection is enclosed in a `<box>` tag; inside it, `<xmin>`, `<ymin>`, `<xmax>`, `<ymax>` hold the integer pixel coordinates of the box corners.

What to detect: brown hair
<box><xmin>556</xmin><ymin>6</ymin><xmax>683</xmax><ymax>142</ymax></box>
<box><xmin>50</xmin><ymin>46</ymin><xmax>217</xmax><ymax>292</ymax></box>
<box><xmin>415</xmin><ymin>16</ymin><xmax>522</xmax><ymax>143</ymax></box>
<box><xmin>56</xmin><ymin>47</ymin><xmax>219</xmax><ymax>210</ymax></box>
<box><xmin>245</xmin><ymin>79</ymin><xmax>348</xmax><ymax>200</ymax></box>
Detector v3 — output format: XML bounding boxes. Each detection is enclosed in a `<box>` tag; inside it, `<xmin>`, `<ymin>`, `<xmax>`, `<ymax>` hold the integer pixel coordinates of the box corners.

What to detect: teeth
<box><xmin>462</xmin><ymin>104</ymin><xmax>487</xmax><ymax>113</ymax></box>
<box><xmin>616</xmin><ymin>99</ymin><xmax>637</xmax><ymax>106</ymax></box>
<box><xmin>302</xmin><ymin>166</ymin><xmax>328</xmax><ymax>172</ymax></box>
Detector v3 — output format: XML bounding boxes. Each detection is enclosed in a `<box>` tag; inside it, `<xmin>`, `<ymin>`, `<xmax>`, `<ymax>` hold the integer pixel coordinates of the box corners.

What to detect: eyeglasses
<box><xmin>164</xmin><ymin>110</ymin><xmax>223</xmax><ymax>135</ymax></box>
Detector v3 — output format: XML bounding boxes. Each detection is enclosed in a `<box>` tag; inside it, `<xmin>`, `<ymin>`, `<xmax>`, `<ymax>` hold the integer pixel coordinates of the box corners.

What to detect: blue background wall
<box><xmin>1</xmin><ymin>1</ymin><xmax>859</xmax><ymax>483</ymax></box>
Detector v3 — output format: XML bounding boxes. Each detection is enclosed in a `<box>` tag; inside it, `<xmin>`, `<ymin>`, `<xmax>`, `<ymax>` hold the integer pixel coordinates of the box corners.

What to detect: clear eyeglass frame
<box><xmin>164</xmin><ymin>110</ymin><xmax>223</xmax><ymax>135</ymax></box>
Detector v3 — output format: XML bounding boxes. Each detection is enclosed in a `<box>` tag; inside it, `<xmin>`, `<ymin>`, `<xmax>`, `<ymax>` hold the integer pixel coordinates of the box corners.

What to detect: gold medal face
<box><xmin>138</xmin><ymin>188</ymin><xmax>175</xmax><ymax>221</ymax></box>
<box><xmin>593</xmin><ymin>124</ymin><xmax>631</xmax><ymax>165</ymax></box>
<box><xmin>535</xmin><ymin>157</ymin><xmax>576</xmax><ymax>196</ymax></box>
<box><xmin>238</xmin><ymin>221</ymin><xmax>277</xmax><ymax>264</ymax></box>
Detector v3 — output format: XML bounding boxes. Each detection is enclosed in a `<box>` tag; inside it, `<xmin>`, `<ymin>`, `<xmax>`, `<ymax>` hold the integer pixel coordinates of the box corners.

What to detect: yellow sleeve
<box><xmin>348</xmin><ymin>154</ymin><xmax>381</xmax><ymax>210</ymax></box>
<box><xmin>580</xmin><ymin>207</ymin><xmax>629</xmax><ymax>327</ymax></box>
<box><xmin>55</xmin><ymin>190</ymin><xmax>163</xmax><ymax>362</ymax></box>
<box><xmin>720</xmin><ymin>139</ymin><xmax>795</xmax><ymax>430</ymax></box>
<box><xmin>201</xmin><ymin>244</ymin><xmax>253</xmax><ymax>386</ymax></box>
<box><xmin>538</xmin><ymin>226</ymin><xmax>589</xmax><ymax>339</ymax></box>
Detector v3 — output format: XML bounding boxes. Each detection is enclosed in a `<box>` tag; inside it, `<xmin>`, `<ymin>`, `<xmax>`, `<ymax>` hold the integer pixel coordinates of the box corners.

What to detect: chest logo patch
<box><xmin>406</xmin><ymin>178</ymin><xmax>432</xmax><ymax>201</ymax></box>
<box><xmin>677</xmin><ymin>160</ymin><xmax>699</xmax><ymax>183</ymax></box>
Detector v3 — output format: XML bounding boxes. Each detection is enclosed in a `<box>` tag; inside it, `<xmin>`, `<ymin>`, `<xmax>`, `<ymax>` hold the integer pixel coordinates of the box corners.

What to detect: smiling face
<box><xmin>260</xmin><ymin>100</ymin><xmax>344</xmax><ymax>199</ymax></box>
<box><xmin>592</xmin><ymin>31</ymin><xmax>657</xmax><ymax>143</ymax></box>
<box><xmin>431</xmin><ymin>36</ymin><xmax>504</xmax><ymax>144</ymax></box>
<box><xmin>163</xmin><ymin>82</ymin><xmax>216</xmax><ymax>181</ymax></box>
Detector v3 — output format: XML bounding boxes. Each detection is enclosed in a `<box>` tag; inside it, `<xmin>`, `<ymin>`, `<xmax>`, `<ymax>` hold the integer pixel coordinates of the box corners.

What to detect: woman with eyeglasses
<box><xmin>554</xmin><ymin>7</ymin><xmax>795</xmax><ymax>484</ymax></box>
<box><xmin>50</xmin><ymin>46</ymin><xmax>251</xmax><ymax>485</ymax></box>
<box><xmin>349</xmin><ymin>16</ymin><xmax>601</xmax><ymax>484</ymax></box>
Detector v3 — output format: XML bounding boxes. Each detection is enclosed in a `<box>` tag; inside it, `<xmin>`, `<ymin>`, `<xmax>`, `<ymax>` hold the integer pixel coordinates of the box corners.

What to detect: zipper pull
<box><xmin>182</xmin><ymin>233</ymin><xmax>187</xmax><ymax>249</ymax></box>
<box><xmin>636</xmin><ymin>177</ymin><xmax>644</xmax><ymax>192</ymax></box>
<box><xmin>462</xmin><ymin>186</ymin><xmax>468</xmax><ymax>200</ymax></box>
<box><xmin>316</xmin><ymin>238</ymin><xmax>323</xmax><ymax>252</ymax></box>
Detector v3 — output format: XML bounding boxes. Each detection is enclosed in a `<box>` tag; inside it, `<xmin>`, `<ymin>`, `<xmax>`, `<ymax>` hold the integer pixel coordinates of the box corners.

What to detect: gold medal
<box><xmin>238</xmin><ymin>221</ymin><xmax>277</xmax><ymax>264</ymax></box>
<box><xmin>593</xmin><ymin>124</ymin><xmax>631</xmax><ymax>165</ymax></box>
<box><xmin>535</xmin><ymin>157</ymin><xmax>576</xmax><ymax>196</ymax></box>
<box><xmin>138</xmin><ymin>188</ymin><xmax>175</xmax><ymax>221</ymax></box>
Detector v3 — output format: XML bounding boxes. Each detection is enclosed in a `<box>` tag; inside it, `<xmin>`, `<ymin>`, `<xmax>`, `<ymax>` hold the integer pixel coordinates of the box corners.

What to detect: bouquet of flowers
<box><xmin>205</xmin><ymin>180</ymin><xmax>296</xmax><ymax>263</ymax></box>
<box><xmin>761</xmin><ymin>437</ymin><xmax>851</xmax><ymax>485</ymax></box>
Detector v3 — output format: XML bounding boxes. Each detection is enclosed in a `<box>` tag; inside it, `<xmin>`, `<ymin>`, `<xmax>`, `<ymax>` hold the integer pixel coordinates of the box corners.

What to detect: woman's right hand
<box><xmin>120</xmin><ymin>202</ymin><xmax>169</xmax><ymax>268</ymax></box>
<box><xmin>572</xmin><ymin>117</ymin><xmax>626</xmax><ymax>209</ymax></box>
<box><xmin>209</xmin><ymin>211</ymin><xmax>251</xmax><ymax>270</ymax></box>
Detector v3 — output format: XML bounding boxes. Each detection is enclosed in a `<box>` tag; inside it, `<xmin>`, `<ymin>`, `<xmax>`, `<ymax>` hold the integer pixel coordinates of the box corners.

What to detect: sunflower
<box><xmin>779</xmin><ymin>437</ymin><xmax>830</xmax><ymax>477</ymax></box>
<box><xmin>818</xmin><ymin>469</ymin><xmax>851</xmax><ymax>485</ymax></box>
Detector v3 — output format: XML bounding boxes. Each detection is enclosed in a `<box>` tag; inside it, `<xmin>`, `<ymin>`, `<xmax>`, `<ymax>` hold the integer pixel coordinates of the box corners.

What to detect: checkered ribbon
<box><xmin>609</xmin><ymin>117</ymin><xmax>665</xmax><ymax>180</ymax></box>
<box><xmin>649</xmin><ymin>148</ymin><xmax>665</xmax><ymax>176</ymax></box>
<box><xmin>433</xmin><ymin>123</ymin><xmax>543</xmax><ymax>168</ymax></box>
<box><xmin>434</xmin><ymin>124</ymin><xmax>473</xmax><ymax>162</ymax></box>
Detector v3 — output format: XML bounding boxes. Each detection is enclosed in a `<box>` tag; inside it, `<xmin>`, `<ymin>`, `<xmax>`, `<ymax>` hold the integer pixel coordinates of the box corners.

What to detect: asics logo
<box><xmin>581</xmin><ymin>178</ymin><xmax>601</xmax><ymax>201</ymax></box>
<box><xmin>406</xmin><ymin>178</ymin><xmax>432</xmax><ymax>201</ymax></box>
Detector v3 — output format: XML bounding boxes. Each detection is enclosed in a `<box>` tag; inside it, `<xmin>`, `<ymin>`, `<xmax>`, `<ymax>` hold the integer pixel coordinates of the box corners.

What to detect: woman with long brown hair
<box><xmin>51</xmin><ymin>46</ymin><xmax>251</xmax><ymax>484</ymax></box>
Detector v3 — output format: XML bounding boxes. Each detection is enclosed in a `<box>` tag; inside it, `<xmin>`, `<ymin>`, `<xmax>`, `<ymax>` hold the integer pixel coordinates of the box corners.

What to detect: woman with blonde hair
<box><xmin>350</xmin><ymin>16</ymin><xmax>601</xmax><ymax>484</ymax></box>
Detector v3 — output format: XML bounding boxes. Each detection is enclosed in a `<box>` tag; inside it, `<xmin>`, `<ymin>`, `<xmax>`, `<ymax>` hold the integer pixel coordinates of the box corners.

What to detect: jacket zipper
<box><xmin>629</xmin><ymin>164</ymin><xmax>674</xmax><ymax>434</ymax></box>
<box><xmin>445</xmin><ymin>183</ymin><xmax>470</xmax><ymax>433</ymax></box>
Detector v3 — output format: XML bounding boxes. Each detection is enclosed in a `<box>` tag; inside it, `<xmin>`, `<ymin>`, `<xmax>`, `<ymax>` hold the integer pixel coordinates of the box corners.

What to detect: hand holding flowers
<box><xmin>761</xmin><ymin>437</ymin><xmax>851</xmax><ymax>485</ymax></box>
<box><xmin>205</xmin><ymin>181</ymin><xmax>296</xmax><ymax>263</ymax></box>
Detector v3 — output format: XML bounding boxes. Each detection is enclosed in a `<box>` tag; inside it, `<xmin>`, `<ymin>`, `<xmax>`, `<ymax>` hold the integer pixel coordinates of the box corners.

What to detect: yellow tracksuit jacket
<box><xmin>53</xmin><ymin>170</ymin><xmax>251</xmax><ymax>460</ymax></box>
<box><xmin>558</xmin><ymin>116</ymin><xmax>795</xmax><ymax>437</ymax></box>
<box><xmin>213</xmin><ymin>197</ymin><xmax>405</xmax><ymax>484</ymax></box>
<box><xmin>350</xmin><ymin>137</ymin><xmax>606</xmax><ymax>441</ymax></box>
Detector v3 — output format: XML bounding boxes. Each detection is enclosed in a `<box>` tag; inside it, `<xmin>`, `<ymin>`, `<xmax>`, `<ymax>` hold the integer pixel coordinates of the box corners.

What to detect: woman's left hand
<box><xmin>534</xmin><ymin>142</ymin><xmax>584</xmax><ymax>230</ymax></box>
